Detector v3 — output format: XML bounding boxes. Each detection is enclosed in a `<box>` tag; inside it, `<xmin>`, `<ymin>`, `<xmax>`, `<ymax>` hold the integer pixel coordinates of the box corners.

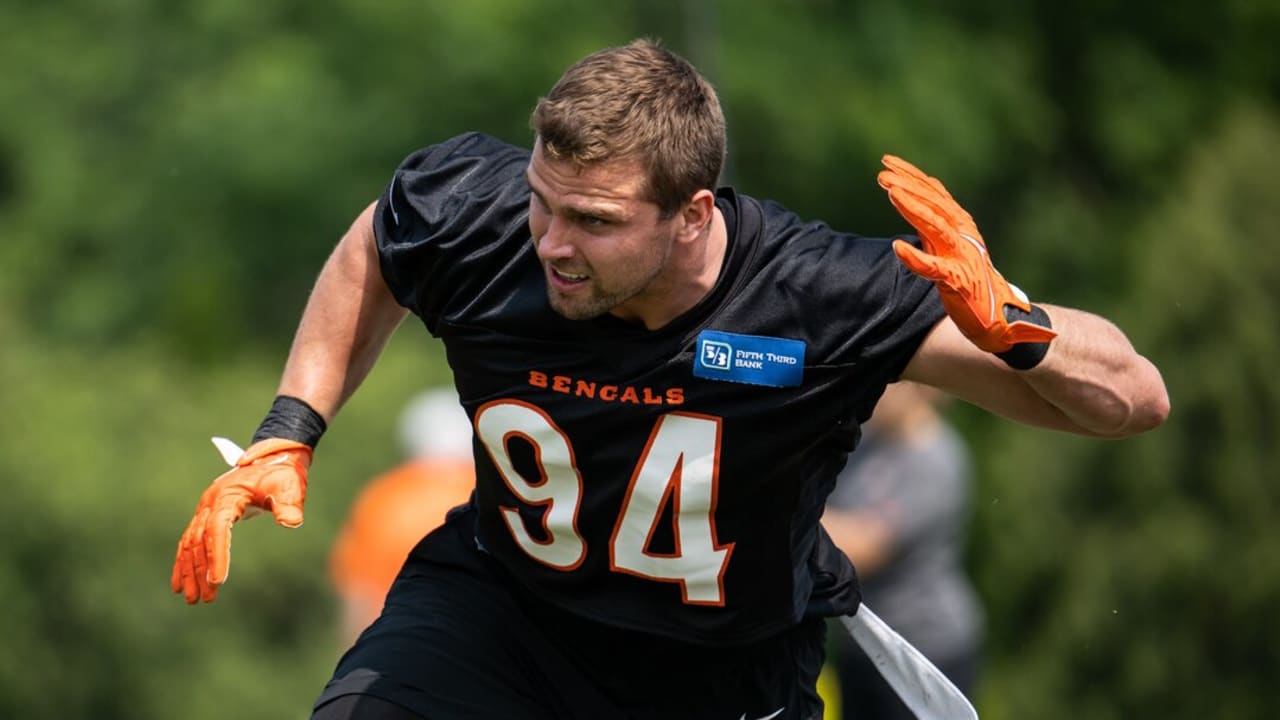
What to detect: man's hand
<box><xmin>877</xmin><ymin>155</ymin><xmax>1057</xmax><ymax>354</ymax></box>
<box><xmin>171</xmin><ymin>438</ymin><xmax>312</xmax><ymax>604</ymax></box>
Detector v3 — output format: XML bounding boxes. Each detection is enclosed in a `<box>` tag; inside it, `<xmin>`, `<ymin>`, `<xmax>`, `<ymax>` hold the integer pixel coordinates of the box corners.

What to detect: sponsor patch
<box><xmin>693</xmin><ymin>330</ymin><xmax>805</xmax><ymax>387</ymax></box>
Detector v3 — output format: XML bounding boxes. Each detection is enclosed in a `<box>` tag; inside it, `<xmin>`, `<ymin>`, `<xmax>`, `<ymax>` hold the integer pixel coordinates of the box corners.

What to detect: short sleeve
<box><xmin>836</xmin><ymin>233</ymin><xmax>945</xmax><ymax>381</ymax></box>
<box><xmin>372</xmin><ymin>133</ymin><xmax>532</xmax><ymax>332</ymax></box>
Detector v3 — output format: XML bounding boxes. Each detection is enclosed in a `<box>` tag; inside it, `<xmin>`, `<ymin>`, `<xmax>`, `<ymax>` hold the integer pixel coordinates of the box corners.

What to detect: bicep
<box><xmin>277</xmin><ymin>202</ymin><xmax>409</xmax><ymax>419</ymax></box>
<box><xmin>306</xmin><ymin>202</ymin><xmax>408</xmax><ymax>347</ymax></box>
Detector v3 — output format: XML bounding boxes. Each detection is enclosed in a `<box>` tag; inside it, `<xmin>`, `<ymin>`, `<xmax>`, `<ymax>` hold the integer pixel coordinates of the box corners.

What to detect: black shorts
<box><xmin>313</xmin><ymin>506</ymin><xmax>826</xmax><ymax>719</ymax></box>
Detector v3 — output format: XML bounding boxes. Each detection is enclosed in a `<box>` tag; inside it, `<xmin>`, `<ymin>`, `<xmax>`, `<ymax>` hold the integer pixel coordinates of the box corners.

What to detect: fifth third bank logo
<box><xmin>700</xmin><ymin>339</ymin><xmax>732</xmax><ymax>371</ymax></box>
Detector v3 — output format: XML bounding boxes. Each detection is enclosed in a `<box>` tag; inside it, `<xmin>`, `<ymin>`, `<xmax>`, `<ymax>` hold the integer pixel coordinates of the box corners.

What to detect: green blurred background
<box><xmin>1</xmin><ymin>1</ymin><xmax>1277</xmax><ymax>717</ymax></box>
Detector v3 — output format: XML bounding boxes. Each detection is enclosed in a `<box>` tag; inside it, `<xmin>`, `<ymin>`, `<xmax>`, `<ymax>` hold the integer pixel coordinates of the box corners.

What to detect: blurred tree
<box><xmin>969</xmin><ymin>103</ymin><xmax>1280</xmax><ymax>720</ymax></box>
<box><xmin>0</xmin><ymin>0</ymin><xmax>629</xmax><ymax>360</ymax></box>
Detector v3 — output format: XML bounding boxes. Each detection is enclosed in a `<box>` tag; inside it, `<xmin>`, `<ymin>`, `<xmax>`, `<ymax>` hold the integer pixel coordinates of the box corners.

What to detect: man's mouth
<box><xmin>550</xmin><ymin>266</ymin><xmax>588</xmax><ymax>284</ymax></box>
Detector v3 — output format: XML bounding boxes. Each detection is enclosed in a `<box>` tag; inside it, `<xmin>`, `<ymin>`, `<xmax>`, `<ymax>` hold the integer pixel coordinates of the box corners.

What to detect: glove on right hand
<box><xmin>171</xmin><ymin>438</ymin><xmax>311</xmax><ymax>604</ymax></box>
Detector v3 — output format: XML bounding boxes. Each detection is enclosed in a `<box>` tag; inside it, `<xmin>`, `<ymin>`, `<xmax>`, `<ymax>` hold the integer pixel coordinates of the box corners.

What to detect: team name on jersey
<box><xmin>527</xmin><ymin>371</ymin><xmax>685</xmax><ymax>406</ymax></box>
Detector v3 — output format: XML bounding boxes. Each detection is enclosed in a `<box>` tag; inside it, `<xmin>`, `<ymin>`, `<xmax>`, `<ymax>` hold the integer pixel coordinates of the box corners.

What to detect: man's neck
<box><xmin>629</xmin><ymin>207</ymin><xmax>727</xmax><ymax>331</ymax></box>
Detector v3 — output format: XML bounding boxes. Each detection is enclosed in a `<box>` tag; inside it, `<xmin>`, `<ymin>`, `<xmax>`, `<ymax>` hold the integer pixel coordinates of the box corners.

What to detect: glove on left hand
<box><xmin>877</xmin><ymin>154</ymin><xmax>1057</xmax><ymax>354</ymax></box>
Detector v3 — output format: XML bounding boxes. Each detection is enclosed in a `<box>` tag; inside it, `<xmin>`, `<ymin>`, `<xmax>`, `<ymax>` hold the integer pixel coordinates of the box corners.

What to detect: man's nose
<box><xmin>536</xmin><ymin>217</ymin><xmax>575</xmax><ymax>260</ymax></box>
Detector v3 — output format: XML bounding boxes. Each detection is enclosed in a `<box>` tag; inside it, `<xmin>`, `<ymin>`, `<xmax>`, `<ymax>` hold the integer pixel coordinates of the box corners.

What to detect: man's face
<box><xmin>526</xmin><ymin>140</ymin><xmax>678</xmax><ymax>323</ymax></box>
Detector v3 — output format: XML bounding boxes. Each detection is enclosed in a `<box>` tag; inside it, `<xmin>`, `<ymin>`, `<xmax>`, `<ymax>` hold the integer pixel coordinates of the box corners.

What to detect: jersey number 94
<box><xmin>475</xmin><ymin>400</ymin><xmax>735</xmax><ymax>606</ymax></box>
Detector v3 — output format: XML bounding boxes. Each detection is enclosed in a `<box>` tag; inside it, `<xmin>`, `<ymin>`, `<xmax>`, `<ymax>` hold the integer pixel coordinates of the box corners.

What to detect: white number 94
<box><xmin>475</xmin><ymin>400</ymin><xmax>733</xmax><ymax>606</ymax></box>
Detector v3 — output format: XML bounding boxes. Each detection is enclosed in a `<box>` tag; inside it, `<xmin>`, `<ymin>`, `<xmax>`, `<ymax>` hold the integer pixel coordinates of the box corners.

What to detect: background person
<box><xmin>328</xmin><ymin>387</ymin><xmax>475</xmax><ymax>645</ymax></box>
<box><xmin>823</xmin><ymin>381</ymin><xmax>983</xmax><ymax>719</ymax></box>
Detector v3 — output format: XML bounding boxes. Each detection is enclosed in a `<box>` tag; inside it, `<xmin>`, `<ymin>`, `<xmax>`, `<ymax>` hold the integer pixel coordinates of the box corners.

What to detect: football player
<box><xmin>172</xmin><ymin>39</ymin><xmax>1168</xmax><ymax>720</ymax></box>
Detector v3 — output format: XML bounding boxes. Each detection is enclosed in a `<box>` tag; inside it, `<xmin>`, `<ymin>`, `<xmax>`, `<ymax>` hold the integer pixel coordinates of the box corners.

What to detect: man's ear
<box><xmin>676</xmin><ymin>189</ymin><xmax>717</xmax><ymax>242</ymax></box>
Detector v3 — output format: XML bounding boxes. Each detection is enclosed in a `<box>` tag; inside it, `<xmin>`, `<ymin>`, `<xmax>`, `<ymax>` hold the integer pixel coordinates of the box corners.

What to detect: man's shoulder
<box><xmin>434</xmin><ymin>132</ymin><xmax>530</xmax><ymax>164</ymax></box>
<box><xmin>720</xmin><ymin>188</ymin><xmax>899</xmax><ymax>284</ymax></box>
<box><xmin>721</xmin><ymin>188</ymin><xmax>871</xmax><ymax>258</ymax></box>
<box><xmin>395</xmin><ymin>132</ymin><xmax>531</xmax><ymax>188</ymax></box>
<box><xmin>385</xmin><ymin>133</ymin><xmax>532</xmax><ymax>219</ymax></box>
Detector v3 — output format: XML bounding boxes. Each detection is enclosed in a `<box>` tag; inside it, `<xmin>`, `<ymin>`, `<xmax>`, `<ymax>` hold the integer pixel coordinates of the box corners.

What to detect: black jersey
<box><xmin>373</xmin><ymin>132</ymin><xmax>945</xmax><ymax>645</ymax></box>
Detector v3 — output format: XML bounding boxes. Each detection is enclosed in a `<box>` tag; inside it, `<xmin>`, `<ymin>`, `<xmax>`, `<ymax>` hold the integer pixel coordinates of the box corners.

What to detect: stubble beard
<box><xmin>546</xmin><ymin>284</ymin><xmax>616</xmax><ymax>320</ymax></box>
<box><xmin>545</xmin><ymin>238</ymin><xmax>670</xmax><ymax>322</ymax></box>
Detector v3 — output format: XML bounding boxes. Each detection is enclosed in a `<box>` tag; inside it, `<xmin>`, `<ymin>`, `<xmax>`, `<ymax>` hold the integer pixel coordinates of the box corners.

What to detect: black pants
<box><xmin>313</xmin><ymin>506</ymin><xmax>827</xmax><ymax>720</ymax></box>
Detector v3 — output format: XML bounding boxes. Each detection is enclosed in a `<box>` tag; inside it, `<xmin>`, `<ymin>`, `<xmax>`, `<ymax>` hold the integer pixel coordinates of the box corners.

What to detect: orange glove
<box><xmin>877</xmin><ymin>155</ymin><xmax>1057</xmax><ymax>354</ymax></box>
<box><xmin>171</xmin><ymin>437</ymin><xmax>312</xmax><ymax>604</ymax></box>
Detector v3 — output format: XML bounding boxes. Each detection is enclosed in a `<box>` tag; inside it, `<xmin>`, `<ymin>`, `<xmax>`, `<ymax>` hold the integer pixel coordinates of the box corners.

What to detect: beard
<box><xmin>543</xmin><ymin>234</ymin><xmax>671</xmax><ymax>322</ymax></box>
<box><xmin>544</xmin><ymin>262</ymin><xmax>662</xmax><ymax>320</ymax></box>
<box><xmin>546</xmin><ymin>283</ymin><xmax>625</xmax><ymax>320</ymax></box>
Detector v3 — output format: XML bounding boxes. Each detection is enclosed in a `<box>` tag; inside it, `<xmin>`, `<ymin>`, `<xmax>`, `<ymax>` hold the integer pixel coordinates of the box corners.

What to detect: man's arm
<box><xmin>876</xmin><ymin>155</ymin><xmax>1169</xmax><ymax>438</ymax></box>
<box><xmin>822</xmin><ymin>509</ymin><xmax>895</xmax><ymax>574</ymax></box>
<box><xmin>172</xmin><ymin>201</ymin><xmax>408</xmax><ymax>604</ymax></box>
<box><xmin>275</xmin><ymin>201</ymin><xmax>409</xmax><ymax>421</ymax></box>
<box><xmin>902</xmin><ymin>309</ymin><xmax>1169</xmax><ymax>438</ymax></box>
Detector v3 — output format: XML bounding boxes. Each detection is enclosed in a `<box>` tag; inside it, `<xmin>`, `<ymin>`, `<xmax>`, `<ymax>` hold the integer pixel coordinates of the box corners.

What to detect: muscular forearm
<box><xmin>905</xmin><ymin>309</ymin><xmax>1169</xmax><ymax>438</ymax></box>
<box><xmin>1017</xmin><ymin>304</ymin><xmax>1169</xmax><ymax>437</ymax></box>
<box><xmin>276</xmin><ymin>202</ymin><xmax>408</xmax><ymax>422</ymax></box>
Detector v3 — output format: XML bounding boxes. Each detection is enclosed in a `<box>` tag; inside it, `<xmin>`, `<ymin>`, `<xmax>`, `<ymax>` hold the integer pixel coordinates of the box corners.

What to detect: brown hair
<box><xmin>530</xmin><ymin>39</ymin><xmax>726</xmax><ymax>218</ymax></box>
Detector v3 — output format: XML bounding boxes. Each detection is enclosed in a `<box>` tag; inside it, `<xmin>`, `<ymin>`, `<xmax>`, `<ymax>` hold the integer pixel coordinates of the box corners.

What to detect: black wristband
<box><xmin>995</xmin><ymin>304</ymin><xmax>1053</xmax><ymax>370</ymax></box>
<box><xmin>251</xmin><ymin>395</ymin><xmax>328</xmax><ymax>448</ymax></box>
